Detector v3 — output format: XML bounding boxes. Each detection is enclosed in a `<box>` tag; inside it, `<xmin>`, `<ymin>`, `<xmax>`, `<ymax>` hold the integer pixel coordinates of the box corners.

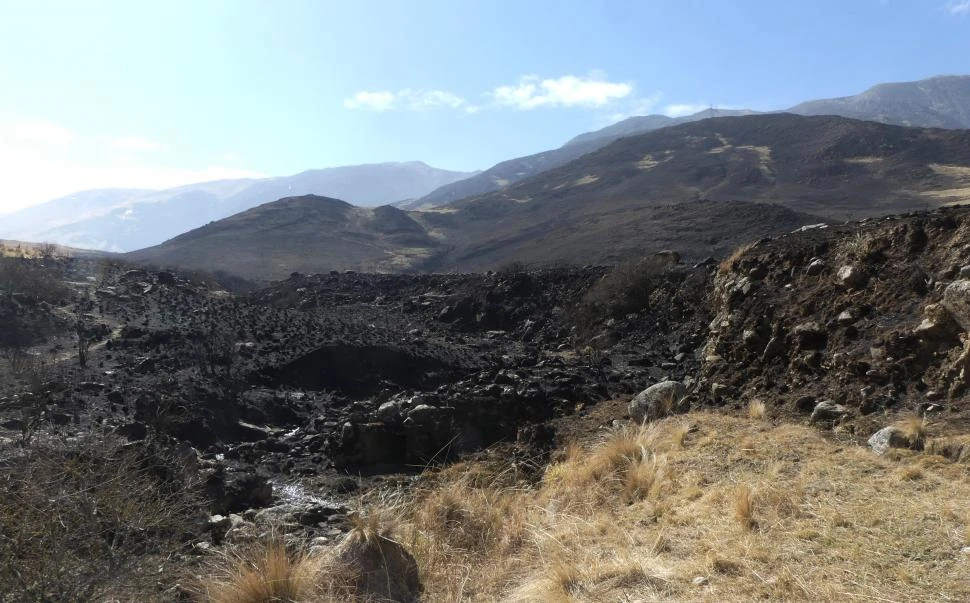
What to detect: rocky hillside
<box><xmin>129</xmin><ymin>114</ymin><xmax>970</xmax><ymax>280</ymax></box>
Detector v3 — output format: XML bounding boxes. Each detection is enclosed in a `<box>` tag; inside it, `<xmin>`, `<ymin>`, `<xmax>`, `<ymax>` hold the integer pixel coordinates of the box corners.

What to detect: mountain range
<box><xmin>127</xmin><ymin>113</ymin><xmax>970</xmax><ymax>280</ymax></box>
<box><xmin>404</xmin><ymin>75</ymin><xmax>970</xmax><ymax>209</ymax></box>
<box><xmin>0</xmin><ymin>162</ymin><xmax>475</xmax><ymax>252</ymax></box>
<box><xmin>5</xmin><ymin>74</ymin><xmax>970</xmax><ymax>265</ymax></box>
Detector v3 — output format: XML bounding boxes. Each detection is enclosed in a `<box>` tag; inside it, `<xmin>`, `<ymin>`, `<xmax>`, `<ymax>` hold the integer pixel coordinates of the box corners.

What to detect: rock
<box><xmin>328</xmin><ymin>526</ymin><xmax>422</xmax><ymax>602</ymax></box>
<box><xmin>710</xmin><ymin>382</ymin><xmax>735</xmax><ymax>399</ymax></box>
<box><xmin>114</xmin><ymin>422</ymin><xmax>148</xmax><ymax>441</ymax></box>
<box><xmin>805</xmin><ymin>258</ymin><xmax>825</xmax><ymax>276</ymax></box>
<box><xmin>629</xmin><ymin>381</ymin><xmax>687</xmax><ymax>423</ymax></box>
<box><xmin>867</xmin><ymin>426</ymin><xmax>914</xmax><ymax>455</ymax></box>
<box><xmin>205</xmin><ymin>470</ymin><xmax>273</xmax><ymax>515</ymax></box>
<box><xmin>836</xmin><ymin>310</ymin><xmax>855</xmax><ymax>325</ymax></box>
<box><xmin>406</xmin><ymin>404</ymin><xmax>452</xmax><ymax>425</ymax></box>
<box><xmin>792</xmin><ymin>321</ymin><xmax>827</xmax><ymax>350</ymax></box>
<box><xmin>914</xmin><ymin>303</ymin><xmax>961</xmax><ymax>342</ymax></box>
<box><xmin>960</xmin><ymin>265</ymin><xmax>970</xmax><ymax>279</ymax></box>
<box><xmin>794</xmin><ymin>395</ymin><xmax>816</xmax><ymax>413</ymax></box>
<box><xmin>809</xmin><ymin>401</ymin><xmax>851</xmax><ymax>425</ymax></box>
<box><xmin>376</xmin><ymin>400</ymin><xmax>405</xmax><ymax>423</ymax></box>
<box><xmin>254</xmin><ymin>502</ymin><xmax>343</xmax><ymax>528</ymax></box>
<box><xmin>942</xmin><ymin>280</ymin><xmax>970</xmax><ymax>331</ymax></box>
<box><xmin>156</xmin><ymin>271</ymin><xmax>177</xmax><ymax>285</ymax></box>
<box><xmin>742</xmin><ymin>329</ymin><xmax>763</xmax><ymax>351</ymax></box>
<box><xmin>837</xmin><ymin>265</ymin><xmax>868</xmax><ymax>289</ymax></box>
<box><xmin>761</xmin><ymin>336</ymin><xmax>784</xmax><ymax>361</ymax></box>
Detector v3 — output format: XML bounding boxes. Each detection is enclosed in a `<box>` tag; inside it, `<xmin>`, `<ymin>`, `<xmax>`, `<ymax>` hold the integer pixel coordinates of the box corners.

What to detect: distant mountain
<box><xmin>128</xmin><ymin>114</ymin><xmax>970</xmax><ymax>280</ymax></box>
<box><xmin>413</xmin><ymin>75</ymin><xmax>970</xmax><ymax>209</ymax></box>
<box><xmin>0</xmin><ymin>162</ymin><xmax>476</xmax><ymax>252</ymax></box>
<box><xmin>789</xmin><ymin>75</ymin><xmax>970</xmax><ymax>128</ymax></box>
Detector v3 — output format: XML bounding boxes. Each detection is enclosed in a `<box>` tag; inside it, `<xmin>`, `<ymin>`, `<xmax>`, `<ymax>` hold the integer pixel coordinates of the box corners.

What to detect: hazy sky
<box><xmin>1</xmin><ymin>0</ymin><xmax>969</xmax><ymax>213</ymax></box>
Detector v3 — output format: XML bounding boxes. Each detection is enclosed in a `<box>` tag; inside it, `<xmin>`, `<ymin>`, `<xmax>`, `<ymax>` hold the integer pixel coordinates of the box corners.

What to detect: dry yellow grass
<box><xmin>718</xmin><ymin>241</ymin><xmax>758</xmax><ymax>274</ymax></box>
<box><xmin>747</xmin><ymin>399</ymin><xmax>767</xmax><ymax>420</ymax></box>
<box><xmin>200</xmin><ymin>539</ymin><xmax>320</xmax><ymax>603</ymax></box>
<box><xmin>388</xmin><ymin>413</ymin><xmax>970</xmax><ymax>602</ymax></box>
<box><xmin>894</xmin><ymin>415</ymin><xmax>928</xmax><ymax>450</ymax></box>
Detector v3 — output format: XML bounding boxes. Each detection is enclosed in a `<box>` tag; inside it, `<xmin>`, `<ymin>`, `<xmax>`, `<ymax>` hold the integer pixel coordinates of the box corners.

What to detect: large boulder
<box><xmin>942</xmin><ymin>280</ymin><xmax>970</xmax><ymax>331</ymax></box>
<box><xmin>629</xmin><ymin>381</ymin><xmax>687</xmax><ymax>423</ymax></box>
<box><xmin>328</xmin><ymin>527</ymin><xmax>422</xmax><ymax>602</ymax></box>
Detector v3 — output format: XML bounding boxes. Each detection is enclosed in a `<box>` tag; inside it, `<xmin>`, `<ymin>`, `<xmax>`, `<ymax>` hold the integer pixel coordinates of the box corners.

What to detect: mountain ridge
<box><xmin>127</xmin><ymin>113</ymin><xmax>970</xmax><ymax>280</ymax></box>
<box><xmin>411</xmin><ymin>74</ymin><xmax>970</xmax><ymax>209</ymax></box>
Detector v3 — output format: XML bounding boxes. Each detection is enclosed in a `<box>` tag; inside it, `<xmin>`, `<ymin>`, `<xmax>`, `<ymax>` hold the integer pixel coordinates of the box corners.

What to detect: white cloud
<box><xmin>491</xmin><ymin>75</ymin><xmax>633</xmax><ymax>110</ymax></box>
<box><xmin>111</xmin><ymin>136</ymin><xmax>169</xmax><ymax>152</ymax></box>
<box><xmin>12</xmin><ymin>119</ymin><xmax>75</xmax><ymax>145</ymax></box>
<box><xmin>402</xmin><ymin>89</ymin><xmax>465</xmax><ymax>110</ymax></box>
<box><xmin>946</xmin><ymin>0</ymin><xmax>970</xmax><ymax>14</ymax></box>
<box><xmin>343</xmin><ymin>90</ymin><xmax>397</xmax><ymax>111</ymax></box>
<box><xmin>343</xmin><ymin>89</ymin><xmax>467</xmax><ymax>111</ymax></box>
<box><xmin>663</xmin><ymin>103</ymin><xmax>710</xmax><ymax>118</ymax></box>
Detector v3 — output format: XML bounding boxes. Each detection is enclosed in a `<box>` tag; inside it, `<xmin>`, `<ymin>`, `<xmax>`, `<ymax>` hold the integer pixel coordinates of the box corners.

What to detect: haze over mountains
<box><xmin>0</xmin><ymin>162</ymin><xmax>475</xmax><ymax>251</ymax></box>
<box><xmin>128</xmin><ymin>113</ymin><xmax>970</xmax><ymax>280</ymax></box>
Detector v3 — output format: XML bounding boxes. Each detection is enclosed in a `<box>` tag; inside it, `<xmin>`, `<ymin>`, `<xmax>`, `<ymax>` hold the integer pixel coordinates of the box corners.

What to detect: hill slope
<box><xmin>413</xmin><ymin>75</ymin><xmax>970</xmax><ymax>209</ymax></box>
<box><xmin>128</xmin><ymin>114</ymin><xmax>970</xmax><ymax>279</ymax></box>
<box><xmin>408</xmin><ymin>108</ymin><xmax>755</xmax><ymax>209</ymax></box>
<box><xmin>0</xmin><ymin>162</ymin><xmax>475</xmax><ymax>252</ymax></box>
<box><xmin>790</xmin><ymin>74</ymin><xmax>970</xmax><ymax>128</ymax></box>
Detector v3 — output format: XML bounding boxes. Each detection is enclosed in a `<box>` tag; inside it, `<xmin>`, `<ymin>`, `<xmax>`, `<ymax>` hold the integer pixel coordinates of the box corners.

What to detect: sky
<box><xmin>0</xmin><ymin>0</ymin><xmax>969</xmax><ymax>214</ymax></box>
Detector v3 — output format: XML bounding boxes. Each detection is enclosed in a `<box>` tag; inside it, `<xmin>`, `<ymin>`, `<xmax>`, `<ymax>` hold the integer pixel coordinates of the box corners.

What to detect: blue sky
<box><xmin>1</xmin><ymin>0</ymin><xmax>968</xmax><ymax>212</ymax></box>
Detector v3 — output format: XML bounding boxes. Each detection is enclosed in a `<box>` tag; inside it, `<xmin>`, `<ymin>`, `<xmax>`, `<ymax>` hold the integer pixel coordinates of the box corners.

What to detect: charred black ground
<box><xmin>3</xmin><ymin>204</ymin><xmax>970</xmax><ymax>599</ymax></box>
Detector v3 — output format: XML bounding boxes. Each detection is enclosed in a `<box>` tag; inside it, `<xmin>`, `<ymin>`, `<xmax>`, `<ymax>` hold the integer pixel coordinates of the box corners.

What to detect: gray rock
<box><xmin>406</xmin><ymin>404</ymin><xmax>452</xmax><ymax>424</ymax></box>
<box><xmin>376</xmin><ymin>400</ymin><xmax>404</xmax><ymax>424</ymax></box>
<box><xmin>837</xmin><ymin>265</ymin><xmax>868</xmax><ymax>289</ymax></box>
<box><xmin>810</xmin><ymin>401</ymin><xmax>851</xmax><ymax>425</ymax></box>
<box><xmin>629</xmin><ymin>381</ymin><xmax>687</xmax><ymax>423</ymax></box>
<box><xmin>836</xmin><ymin>310</ymin><xmax>855</xmax><ymax>325</ymax></box>
<box><xmin>942</xmin><ymin>280</ymin><xmax>970</xmax><ymax>331</ymax></box>
<box><xmin>867</xmin><ymin>426</ymin><xmax>912</xmax><ymax>455</ymax></box>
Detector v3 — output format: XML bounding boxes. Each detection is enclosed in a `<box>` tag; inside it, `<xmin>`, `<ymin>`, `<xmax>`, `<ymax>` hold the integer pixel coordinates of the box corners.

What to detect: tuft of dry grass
<box><xmin>894</xmin><ymin>415</ymin><xmax>927</xmax><ymax>450</ymax></box>
<box><xmin>200</xmin><ymin>539</ymin><xmax>321</xmax><ymax>603</ymax></box>
<box><xmin>747</xmin><ymin>399</ymin><xmax>767</xmax><ymax>420</ymax></box>
<box><xmin>733</xmin><ymin>485</ymin><xmax>757</xmax><ymax>530</ymax></box>
<box><xmin>718</xmin><ymin>241</ymin><xmax>758</xmax><ymax>274</ymax></box>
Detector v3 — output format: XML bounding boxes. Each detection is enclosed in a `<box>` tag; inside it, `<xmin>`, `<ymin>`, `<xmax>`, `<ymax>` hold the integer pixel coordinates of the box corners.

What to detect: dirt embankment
<box><xmin>698</xmin><ymin>206</ymin><xmax>970</xmax><ymax>440</ymax></box>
